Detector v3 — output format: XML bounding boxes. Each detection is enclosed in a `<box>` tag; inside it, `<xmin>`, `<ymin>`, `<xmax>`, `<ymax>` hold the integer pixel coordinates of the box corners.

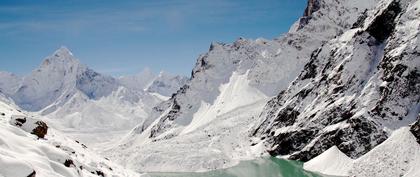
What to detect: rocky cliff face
<box><xmin>298</xmin><ymin>0</ymin><xmax>321</xmax><ymax>29</ymax></box>
<box><xmin>253</xmin><ymin>0</ymin><xmax>420</xmax><ymax>161</ymax></box>
<box><xmin>139</xmin><ymin>0</ymin><xmax>377</xmax><ymax>140</ymax></box>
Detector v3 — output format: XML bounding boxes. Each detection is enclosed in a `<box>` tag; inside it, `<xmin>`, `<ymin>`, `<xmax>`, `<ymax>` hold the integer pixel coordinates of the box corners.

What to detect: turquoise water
<box><xmin>149</xmin><ymin>157</ymin><xmax>324</xmax><ymax>177</ymax></box>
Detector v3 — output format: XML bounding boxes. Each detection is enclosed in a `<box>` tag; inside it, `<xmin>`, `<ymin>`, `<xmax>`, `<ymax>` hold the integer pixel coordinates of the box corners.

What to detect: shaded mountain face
<box><xmin>253</xmin><ymin>0</ymin><xmax>420</xmax><ymax>161</ymax></box>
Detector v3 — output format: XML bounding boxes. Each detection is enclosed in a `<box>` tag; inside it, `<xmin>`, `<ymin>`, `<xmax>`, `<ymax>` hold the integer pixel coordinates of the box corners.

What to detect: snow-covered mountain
<box><xmin>12</xmin><ymin>47</ymin><xmax>119</xmax><ymax>112</ymax></box>
<box><xmin>144</xmin><ymin>0</ymin><xmax>378</xmax><ymax>140</ymax></box>
<box><xmin>253</xmin><ymin>0</ymin><xmax>420</xmax><ymax>162</ymax></box>
<box><xmin>1</xmin><ymin>0</ymin><xmax>419</xmax><ymax>176</ymax></box>
<box><xmin>119</xmin><ymin>68</ymin><xmax>188</xmax><ymax>98</ymax></box>
<box><xmin>0</xmin><ymin>47</ymin><xmax>186</xmax><ymax>146</ymax></box>
<box><xmin>105</xmin><ymin>0</ymin><xmax>419</xmax><ymax>174</ymax></box>
<box><xmin>0</xmin><ymin>48</ymin><xmax>186</xmax><ymax>177</ymax></box>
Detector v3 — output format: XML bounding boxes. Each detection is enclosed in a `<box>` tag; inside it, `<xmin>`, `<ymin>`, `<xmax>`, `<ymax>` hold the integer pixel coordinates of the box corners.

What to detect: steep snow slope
<box><xmin>106</xmin><ymin>0</ymin><xmax>378</xmax><ymax>172</ymax></box>
<box><xmin>254</xmin><ymin>0</ymin><xmax>419</xmax><ymax>162</ymax></box>
<box><xmin>106</xmin><ymin>97</ymin><xmax>270</xmax><ymax>172</ymax></box>
<box><xmin>0</xmin><ymin>100</ymin><xmax>143</xmax><ymax>177</ymax></box>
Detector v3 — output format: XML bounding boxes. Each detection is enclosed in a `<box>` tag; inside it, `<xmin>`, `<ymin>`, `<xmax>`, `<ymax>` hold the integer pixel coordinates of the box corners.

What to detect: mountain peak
<box><xmin>54</xmin><ymin>46</ymin><xmax>73</xmax><ymax>57</ymax></box>
<box><xmin>41</xmin><ymin>46</ymin><xmax>80</xmax><ymax>67</ymax></box>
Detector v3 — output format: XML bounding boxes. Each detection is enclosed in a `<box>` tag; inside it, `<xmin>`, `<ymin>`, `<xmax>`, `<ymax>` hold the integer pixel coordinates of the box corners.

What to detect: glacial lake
<box><xmin>148</xmin><ymin>157</ymin><xmax>325</xmax><ymax>177</ymax></box>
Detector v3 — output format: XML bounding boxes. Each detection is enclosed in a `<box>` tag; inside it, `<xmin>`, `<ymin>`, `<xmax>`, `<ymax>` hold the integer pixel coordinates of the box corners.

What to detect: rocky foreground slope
<box><xmin>0</xmin><ymin>98</ymin><xmax>143</xmax><ymax>177</ymax></box>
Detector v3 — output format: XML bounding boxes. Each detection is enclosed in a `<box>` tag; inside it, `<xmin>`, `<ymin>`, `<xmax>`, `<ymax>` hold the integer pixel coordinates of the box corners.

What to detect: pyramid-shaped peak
<box><xmin>41</xmin><ymin>46</ymin><xmax>81</xmax><ymax>67</ymax></box>
<box><xmin>53</xmin><ymin>46</ymin><xmax>74</xmax><ymax>57</ymax></box>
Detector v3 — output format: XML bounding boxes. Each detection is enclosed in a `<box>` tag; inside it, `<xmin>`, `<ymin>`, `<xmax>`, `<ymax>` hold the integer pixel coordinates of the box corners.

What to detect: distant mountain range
<box><xmin>0</xmin><ymin>47</ymin><xmax>187</xmax><ymax>132</ymax></box>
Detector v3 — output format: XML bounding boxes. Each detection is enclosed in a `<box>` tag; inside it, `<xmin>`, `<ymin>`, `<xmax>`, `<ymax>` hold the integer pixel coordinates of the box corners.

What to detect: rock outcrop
<box><xmin>10</xmin><ymin>115</ymin><xmax>48</xmax><ymax>139</ymax></box>
<box><xmin>410</xmin><ymin>116</ymin><xmax>420</xmax><ymax>144</ymax></box>
<box><xmin>254</xmin><ymin>0</ymin><xmax>420</xmax><ymax>161</ymax></box>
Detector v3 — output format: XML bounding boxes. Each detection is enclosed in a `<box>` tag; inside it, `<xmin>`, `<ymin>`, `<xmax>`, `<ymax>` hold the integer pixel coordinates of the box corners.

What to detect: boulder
<box><xmin>10</xmin><ymin>115</ymin><xmax>48</xmax><ymax>139</ymax></box>
<box><xmin>410</xmin><ymin>116</ymin><xmax>420</xmax><ymax>144</ymax></box>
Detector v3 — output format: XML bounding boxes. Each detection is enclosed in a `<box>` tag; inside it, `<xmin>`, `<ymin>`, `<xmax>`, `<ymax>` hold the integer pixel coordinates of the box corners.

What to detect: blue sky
<box><xmin>0</xmin><ymin>0</ymin><xmax>306</xmax><ymax>76</ymax></box>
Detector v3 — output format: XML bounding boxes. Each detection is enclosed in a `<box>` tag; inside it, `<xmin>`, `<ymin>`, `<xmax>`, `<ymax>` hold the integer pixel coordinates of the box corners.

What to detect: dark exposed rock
<box><xmin>191</xmin><ymin>52</ymin><xmax>214</xmax><ymax>78</ymax></box>
<box><xmin>301</xmin><ymin>48</ymin><xmax>322</xmax><ymax>80</ymax></box>
<box><xmin>366</xmin><ymin>0</ymin><xmax>401</xmax><ymax>42</ymax></box>
<box><xmin>27</xmin><ymin>170</ymin><xmax>36</xmax><ymax>177</ymax></box>
<box><xmin>14</xmin><ymin>117</ymin><xmax>26</xmax><ymax>126</ymax></box>
<box><xmin>96</xmin><ymin>170</ymin><xmax>105</xmax><ymax>177</ymax></box>
<box><xmin>31</xmin><ymin>121</ymin><xmax>48</xmax><ymax>139</ymax></box>
<box><xmin>64</xmin><ymin>159</ymin><xmax>74</xmax><ymax>167</ymax></box>
<box><xmin>267</xmin><ymin>129</ymin><xmax>318</xmax><ymax>156</ymax></box>
<box><xmin>290</xmin><ymin>117</ymin><xmax>387</xmax><ymax>161</ymax></box>
<box><xmin>273</xmin><ymin>107</ymin><xmax>300</xmax><ymax>127</ymax></box>
<box><xmin>406</xmin><ymin>70</ymin><xmax>420</xmax><ymax>97</ymax></box>
<box><xmin>298</xmin><ymin>0</ymin><xmax>321</xmax><ymax>30</ymax></box>
<box><xmin>253</xmin><ymin>0</ymin><xmax>413</xmax><ymax>162</ymax></box>
<box><xmin>410</xmin><ymin>116</ymin><xmax>420</xmax><ymax>144</ymax></box>
<box><xmin>352</xmin><ymin>9</ymin><xmax>368</xmax><ymax>29</ymax></box>
<box><xmin>11</xmin><ymin>116</ymin><xmax>48</xmax><ymax>138</ymax></box>
<box><xmin>81</xmin><ymin>144</ymin><xmax>87</xmax><ymax>149</ymax></box>
<box><xmin>149</xmin><ymin>99</ymin><xmax>181</xmax><ymax>138</ymax></box>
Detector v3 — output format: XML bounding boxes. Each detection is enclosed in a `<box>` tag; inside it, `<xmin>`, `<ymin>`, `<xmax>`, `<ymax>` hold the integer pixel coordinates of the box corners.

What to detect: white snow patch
<box><xmin>181</xmin><ymin>70</ymin><xmax>267</xmax><ymax>135</ymax></box>
<box><xmin>304</xmin><ymin>146</ymin><xmax>354</xmax><ymax>176</ymax></box>
<box><xmin>350</xmin><ymin>127</ymin><xmax>420</xmax><ymax>177</ymax></box>
<box><xmin>304</xmin><ymin>127</ymin><xmax>420</xmax><ymax>177</ymax></box>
